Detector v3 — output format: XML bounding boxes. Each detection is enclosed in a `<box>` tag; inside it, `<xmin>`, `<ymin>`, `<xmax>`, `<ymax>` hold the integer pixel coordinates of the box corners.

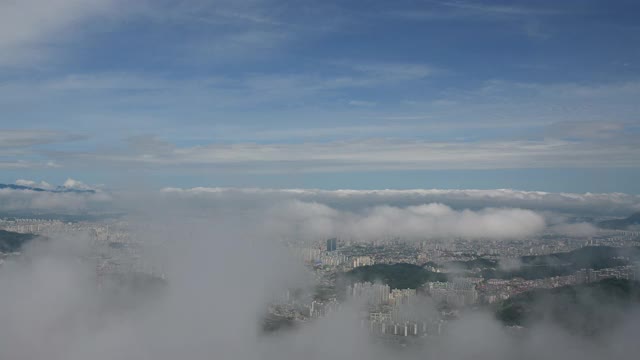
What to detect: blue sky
<box><xmin>1</xmin><ymin>0</ymin><xmax>639</xmax><ymax>192</ymax></box>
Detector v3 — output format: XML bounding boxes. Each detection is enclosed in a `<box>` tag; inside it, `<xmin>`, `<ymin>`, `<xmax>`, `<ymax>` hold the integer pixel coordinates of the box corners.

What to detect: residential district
<box><xmin>2</xmin><ymin>217</ymin><xmax>640</xmax><ymax>342</ymax></box>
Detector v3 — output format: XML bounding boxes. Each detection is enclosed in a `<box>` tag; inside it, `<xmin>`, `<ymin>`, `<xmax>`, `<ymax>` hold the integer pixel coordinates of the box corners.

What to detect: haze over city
<box><xmin>1</xmin><ymin>1</ymin><xmax>640</xmax><ymax>359</ymax></box>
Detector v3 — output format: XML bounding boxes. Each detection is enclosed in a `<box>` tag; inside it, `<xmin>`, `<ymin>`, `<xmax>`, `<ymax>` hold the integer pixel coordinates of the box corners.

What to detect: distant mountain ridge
<box><xmin>598</xmin><ymin>212</ymin><xmax>640</xmax><ymax>230</ymax></box>
<box><xmin>0</xmin><ymin>183</ymin><xmax>95</xmax><ymax>194</ymax></box>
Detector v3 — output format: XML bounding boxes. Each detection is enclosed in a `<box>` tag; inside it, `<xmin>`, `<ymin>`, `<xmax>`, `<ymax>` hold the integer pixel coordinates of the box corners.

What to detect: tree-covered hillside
<box><xmin>0</xmin><ymin>230</ymin><xmax>38</xmax><ymax>253</ymax></box>
<box><xmin>482</xmin><ymin>246</ymin><xmax>640</xmax><ymax>280</ymax></box>
<box><xmin>496</xmin><ymin>278</ymin><xmax>640</xmax><ymax>336</ymax></box>
<box><xmin>344</xmin><ymin>263</ymin><xmax>447</xmax><ymax>289</ymax></box>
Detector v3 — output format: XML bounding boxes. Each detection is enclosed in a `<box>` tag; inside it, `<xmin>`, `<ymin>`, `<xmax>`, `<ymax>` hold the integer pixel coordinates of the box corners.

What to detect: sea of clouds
<box><xmin>1</xmin><ymin>183</ymin><xmax>640</xmax><ymax>359</ymax></box>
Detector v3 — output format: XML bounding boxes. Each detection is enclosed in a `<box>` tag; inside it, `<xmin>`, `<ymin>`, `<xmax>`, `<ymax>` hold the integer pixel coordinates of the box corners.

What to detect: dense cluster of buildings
<box><xmin>4</xmin><ymin>217</ymin><xmax>640</xmax><ymax>341</ymax></box>
<box><xmin>365</xmin><ymin>318</ymin><xmax>444</xmax><ymax>338</ymax></box>
<box><xmin>275</xmin><ymin>230</ymin><xmax>640</xmax><ymax>340</ymax></box>
<box><xmin>289</xmin><ymin>244</ymin><xmax>374</xmax><ymax>270</ymax></box>
<box><xmin>332</xmin><ymin>230</ymin><xmax>640</xmax><ymax>266</ymax></box>
<box><xmin>350</xmin><ymin>282</ymin><xmax>448</xmax><ymax>338</ymax></box>
<box><xmin>0</xmin><ymin>218</ymin><xmax>110</xmax><ymax>237</ymax></box>
<box><xmin>478</xmin><ymin>264</ymin><xmax>640</xmax><ymax>303</ymax></box>
<box><xmin>308</xmin><ymin>299</ymin><xmax>340</xmax><ymax>318</ymax></box>
<box><xmin>423</xmin><ymin>279</ymin><xmax>479</xmax><ymax>307</ymax></box>
<box><xmin>346</xmin><ymin>282</ymin><xmax>391</xmax><ymax>307</ymax></box>
<box><xmin>0</xmin><ymin>218</ymin><xmax>165</xmax><ymax>284</ymax></box>
<box><xmin>575</xmin><ymin>265</ymin><xmax>638</xmax><ymax>284</ymax></box>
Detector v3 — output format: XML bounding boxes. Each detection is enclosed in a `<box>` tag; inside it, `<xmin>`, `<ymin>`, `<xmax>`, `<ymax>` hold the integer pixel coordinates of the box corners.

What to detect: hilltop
<box><xmin>344</xmin><ymin>263</ymin><xmax>447</xmax><ymax>289</ymax></box>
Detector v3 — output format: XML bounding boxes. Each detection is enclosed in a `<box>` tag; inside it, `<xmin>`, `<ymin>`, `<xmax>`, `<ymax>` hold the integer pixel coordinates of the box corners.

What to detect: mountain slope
<box><xmin>0</xmin><ymin>230</ymin><xmax>39</xmax><ymax>253</ymax></box>
<box><xmin>496</xmin><ymin>278</ymin><xmax>640</xmax><ymax>336</ymax></box>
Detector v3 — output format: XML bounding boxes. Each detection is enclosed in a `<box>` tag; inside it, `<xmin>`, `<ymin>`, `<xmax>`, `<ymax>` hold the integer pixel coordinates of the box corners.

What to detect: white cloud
<box><xmin>549</xmin><ymin>222</ymin><xmax>598</xmax><ymax>237</ymax></box>
<box><xmin>264</xmin><ymin>200</ymin><xmax>545</xmax><ymax>242</ymax></box>
<box><xmin>0</xmin><ymin>179</ymin><xmax>107</xmax><ymax>212</ymax></box>
<box><xmin>46</xmin><ymin>161</ymin><xmax>62</xmax><ymax>168</ymax></box>
<box><xmin>474</xmin><ymin>79</ymin><xmax>640</xmax><ymax>103</ymax></box>
<box><xmin>0</xmin><ymin>130</ymin><xmax>82</xmax><ymax>148</ymax></box>
<box><xmin>163</xmin><ymin>187</ymin><xmax>640</xmax><ymax>215</ymax></box>
<box><xmin>62</xmin><ymin>178</ymin><xmax>94</xmax><ymax>190</ymax></box>
<box><xmin>0</xmin><ymin>62</ymin><xmax>434</xmax><ymax>110</ymax></box>
<box><xmin>186</xmin><ymin>30</ymin><xmax>290</xmax><ymax>62</ymax></box>
<box><xmin>1</xmin><ymin>187</ymin><xmax>640</xmax><ymax>360</ymax></box>
<box><xmin>350</xmin><ymin>62</ymin><xmax>435</xmax><ymax>81</ymax></box>
<box><xmin>0</xmin><ymin>160</ymin><xmax>58</xmax><ymax>169</ymax></box>
<box><xmin>0</xmin><ymin>188</ymin><xmax>110</xmax><ymax>212</ymax></box>
<box><xmin>59</xmin><ymin>138</ymin><xmax>640</xmax><ymax>172</ymax></box>
<box><xmin>348</xmin><ymin>100</ymin><xmax>377</xmax><ymax>107</ymax></box>
<box><xmin>543</xmin><ymin>121</ymin><xmax>627</xmax><ymax>140</ymax></box>
<box><xmin>15</xmin><ymin>179</ymin><xmax>54</xmax><ymax>190</ymax></box>
<box><xmin>0</xmin><ymin>0</ymin><xmax>297</xmax><ymax>67</ymax></box>
<box><xmin>439</xmin><ymin>1</ymin><xmax>560</xmax><ymax>17</ymax></box>
<box><xmin>0</xmin><ymin>130</ymin><xmax>80</xmax><ymax>169</ymax></box>
<box><xmin>0</xmin><ymin>0</ymin><xmax>116</xmax><ymax>67</ymax></box>
<box><xmin>42</xmin><ymin>73</ymin><xmax>170</xmax><ymax>91</ymax></box>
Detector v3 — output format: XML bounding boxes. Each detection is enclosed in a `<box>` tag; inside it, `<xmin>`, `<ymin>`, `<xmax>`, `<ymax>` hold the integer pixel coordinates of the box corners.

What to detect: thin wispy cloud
<box><xmin>0</xmin><ymin>0</ymin><xmax>118</xmax><ymax>67</ymax></box>
<box><xmin>1</xmin><ymin>2</ymin><xmax>640</xmax><ymax>358</ymax></box>
<box><xmin>0</xmin><ymin>130</ymin><xmax>84</xmax><ymax>148</ymax></box>
<box><xmin>0</xmin><ymin>0</ymin><xmax>638</xmax><ymax>192</ymax></box>
<box><xmin>439</xmin><ymin>1</ymin><xmax>561</xmax><ymax>17</ymax></box>
<box><xmin>40</xmin><ymin>138</ymin><xmax>639</xmax><ymax>173</ymax></box>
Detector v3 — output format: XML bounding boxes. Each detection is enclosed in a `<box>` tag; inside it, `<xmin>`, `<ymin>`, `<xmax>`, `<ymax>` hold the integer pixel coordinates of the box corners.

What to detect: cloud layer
<box><xmin>265</xmin><ymin>200</ymin><xmax>545</xmax><ymax>242</ymax></box>
<box><xmin>44</xmin><ymin>137</ymin><xmax>640</xmax><ymax>172</ymax></box>
<box><xmin>1</xmin><ymin>193</ymin><xmax>640</xmax><ymax>360</ymax></box>
<box><xmin>0</xmin><ymin>179</ymin><xmax>109</xmax><ymax>213</ymax></box>
<box><xmin>163</xmin><ymin>187</ymin><xmax>640</xmax><ymax>215</ymax></box>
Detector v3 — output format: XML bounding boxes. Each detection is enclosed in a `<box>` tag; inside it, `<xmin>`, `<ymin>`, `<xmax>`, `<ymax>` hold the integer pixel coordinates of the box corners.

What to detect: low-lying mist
<box><xmin>1</xmin><ymin>191</ymin><xmax>639</xmax><ymax>360</ymax></box>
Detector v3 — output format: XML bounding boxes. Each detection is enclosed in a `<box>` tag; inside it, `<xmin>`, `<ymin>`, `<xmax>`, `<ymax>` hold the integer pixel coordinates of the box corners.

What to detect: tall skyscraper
<box><xmin>326</xmin><ymin>237</ymin><xmax>337</xmax><ymax>252</ymax></box>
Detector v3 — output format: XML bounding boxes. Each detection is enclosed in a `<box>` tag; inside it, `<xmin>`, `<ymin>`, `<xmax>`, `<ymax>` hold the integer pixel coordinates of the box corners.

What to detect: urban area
<box><xmin>3</xmin><ymin>215</ymin><xmax>639</xmax><ymax>345</ymax></box>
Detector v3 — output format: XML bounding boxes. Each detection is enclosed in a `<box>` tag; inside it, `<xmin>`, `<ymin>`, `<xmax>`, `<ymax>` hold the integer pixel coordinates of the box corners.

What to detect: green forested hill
<box><xmin>0</xmin><ymin>230</ymin><xmax>38</xmax><ymax>253</ymax></box>
<box><xmin>344</xmin><ymin>263</ymin><xmax>447</xmax><ymax>289</ymax></box>
<box><xmin>482</xmin><ymin>246</ymin><xmax>640</xmax><ymax>280</ymax></box>
<box><xmin>496</xmin><ymin>278</ymin><xmax>640</xmax><ymax>336</ymax></box>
